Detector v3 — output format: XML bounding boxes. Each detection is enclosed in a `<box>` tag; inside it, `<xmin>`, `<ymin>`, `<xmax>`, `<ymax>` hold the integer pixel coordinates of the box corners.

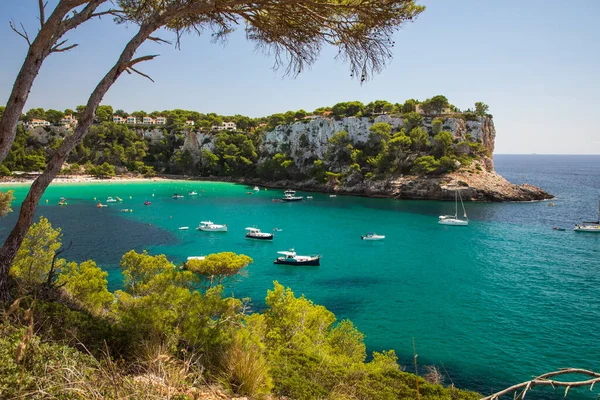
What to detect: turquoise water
<box><xmin>1</xmin><ymin>155</ymin><xmax>599</xmax><ymax>398</ymax></box>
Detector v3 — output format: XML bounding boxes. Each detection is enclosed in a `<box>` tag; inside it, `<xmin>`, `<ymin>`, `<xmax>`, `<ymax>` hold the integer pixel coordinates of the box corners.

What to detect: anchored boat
<box><xmin>361</xmin><ymin>233</ymin><xmax>385</xmax><ymax>241</ymax></box>
<box><xmin>274</xmin><ymin>249</ymin><xmax>320</xmax><ymax>266</ymax></box>
<box><xmin>439</xmin><ymin>188</ymin><xmax>469</xmax><ymax>226</ymax></box>
<box><xmin>574</xmin><ymin>200</ymin><xmax>600</xmax><ymax>232</ymax></box>
<box><xmin>245</xmin><ymin>227</ymin><xmax>273</xmax><ymax>240</ymax></box>
<box><xmin>197</xmin><ymin>221</ymin><xmax>228</xmax><ymax>232</ymax></box>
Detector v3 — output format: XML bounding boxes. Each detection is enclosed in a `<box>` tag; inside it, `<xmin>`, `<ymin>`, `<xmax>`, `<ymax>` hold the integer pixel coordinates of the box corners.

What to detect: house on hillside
<box><xmin>185</xmin><ymin>120</ymin><xmax>195</xmax><ymax>126</ymax></box>
<box><xmin>126</xmin><ymin>116</ymin><xmax>137</xmax><ymax>124</ymax></box>
<box><xmin>155</xmin><ymin>116</ymin><xmax>166</xmax><ymax>125</ymax></box>
<box><xmin>60</xmin><ymin>115</ymin><xmax>77</xmax><ymax>127</ymax></box>
<box><xmin>143</xmin><ymin>116</ymin><xmax>155</xmax><ymax>124</ymax></box>
<box><xmin>28</xmin><ymin>119</ymin><xmax>51</xmax><ymax>127</ymax></box>
<box><xmin>211</xmin><ymin>121</ymin><xmax>237</xmax><ymax>131</ymax></box>
<box><xmin>113</xmin><ymin>115</ymin><xmax>125</xmax><ymax>124</ymax></box>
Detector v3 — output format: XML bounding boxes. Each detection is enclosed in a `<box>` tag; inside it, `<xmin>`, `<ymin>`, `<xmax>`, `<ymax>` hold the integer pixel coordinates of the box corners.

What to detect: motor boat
<box><xmin>245</xmin><ymin>227</ymin><xmax>273</xmax><ymax>240</ymax></box>
<box><xmin>189</xmin><ymin>191</ymin><xmax>198</xmax><ymax>195</ymax></box>
<box><xmin>96</xmin><ymin>201</ymin><xmax>107</xmax><ymax>208</ymax></box>
<box><xmin>361</xmin><ymin>233</ymin><xmax>385</xmax><ymax>241</ymax></box>
<box><xmin>120</xmin><ymin>209</ymin><xmax>130</xmax><ymax>212</ymax></box>
<box><xmin>106</xmin><ymin>197</ymin><xmax>117</xmax><ymax>203</ymax></box>
<box><xmin>179</xmin><ymin>226</ymin><xmax>189</xmax><ymax>230</ymax></box>
<box><xmin>186</xmin><ymin>256</ymin><xmax>205</xmax><ymax>262</ymax></box>
<box><xmin>197</xmin><ymin>221</ymin><xmax>228</xmax><ymax>232</ymax></box>
<box><xmin>282</xmin><ymin>193</ymin><xmax>303</xmax><ymax>202</ymax></box>
<box><xmin>307</xmin><ymin>196</ymin><xmax>313</xmax><ymax>199</ymax></box>
<box><xmin>254</xmin><ymin>186</ymin><xmax>260</xmax><ymax>191</ymax></box>
<box><xmin>172</xmin><ymin>193</ymin><xmax>184</xmax><ymax>199</ymax></box>
<box><xmin>330</xmin><ymin>195</ymin><xmax>337</xmax><ymax>198</ymax></box>
<box><xmin>274</xmin><ymin>249</ymin><xmax>320</xmax><ymax>266</ymax></box>
<box><xmin>144</xmin><ymin>200</ymin><xmax>151</xmax><ymax>205</ymax></box>
<box><xmin>282</xmin><ymin>189</ymin><xmax>303</xmax><ymax>202</ymax></box>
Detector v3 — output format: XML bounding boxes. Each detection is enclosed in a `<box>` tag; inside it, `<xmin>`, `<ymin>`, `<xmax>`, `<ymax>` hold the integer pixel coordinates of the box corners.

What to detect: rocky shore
<box><xmin>245</xmin><ymin>159</ymin><xmax>553</xmax><ymax>202</ymax></box>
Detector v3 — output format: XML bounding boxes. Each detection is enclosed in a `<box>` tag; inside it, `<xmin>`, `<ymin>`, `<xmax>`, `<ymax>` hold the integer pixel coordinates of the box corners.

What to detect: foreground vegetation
<box><xmin>1</xmin><ymin>216</ymin><xmax>479</xmax><ymax>399</ymax></box>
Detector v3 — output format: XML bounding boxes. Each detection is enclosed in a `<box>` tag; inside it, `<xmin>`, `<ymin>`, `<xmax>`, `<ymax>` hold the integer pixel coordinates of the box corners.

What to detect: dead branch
<box><xmin>481</xmin><ymin>368</ymin><xmax>600</xmax><ymax>400</ymax></box>
<box><xmin>50</xmin><ymin>39</ymin><xmax>79</xmax><ymax>53</ymax></box>
<box><xmin>148</xmin><ymin>35</ymin><xmax>172</xmax><ymax>45</ymax></box>
<box><xmin>9</xmin><ymin>21</ymin><xmax>31</xmax><ymax>45</ymax></box>
<box><xmin>38</xmin><ymin>0</ymin><xmax>47</xmax><ymax>29</ymax></box>
<box><xmin>127</xmin><ymin>66</ymin><xmax>155</xmax><ymax>82</ymax></box>
<box><xmin>90</xmin><ymin>9</ymin><xmax>125</xmax><ymax>19</ymax></box>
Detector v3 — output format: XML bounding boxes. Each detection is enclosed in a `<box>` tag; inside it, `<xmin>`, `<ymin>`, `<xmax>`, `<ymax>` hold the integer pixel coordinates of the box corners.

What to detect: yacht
<box><xmin>245</xmin><ymin>227</ymin><xmax>274</xmax><ymax>240</ymax></box>
<box><xmin>106</xmin><ymin>197</ymin><xmax>117</xmax><ymax>203</ymax></box>
<box><xmin>361</xmin><ymin>233</ymin><xmax>385</xmax><ymax>241</ymax></box>
<box><xmin>197</xmin><ymin>221</ymin><xmax>228</xmax><ymax>232</ymax></box>
<box><xmin>282</xmin><ymin>189</ymin><xmax>303</xmax><ymax>202</ymax></box>
<box><xmin>172</xmin><ymin>193</ymin><xmax>184</xmax><ymax>199</ymax></box>
<box><xmin>574</xmin><ymin>200</ymin><xmax>600</xmax><ymax>233</ymax></box>
<box><xmin>274</xmin><ymin>249</ymin><xmax>320</xmax><ymax>266</ymax></box>
<box><xmin>439</xmin><ymin>189</ymin><xmax>469</xmax><ymax>226</ymax></box>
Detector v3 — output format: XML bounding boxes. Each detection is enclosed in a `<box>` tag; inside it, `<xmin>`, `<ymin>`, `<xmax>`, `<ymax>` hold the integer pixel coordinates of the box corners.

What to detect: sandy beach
<box><xmin>0</xmin><ymin>175</ymin><xmax>176</xmax><ymax>186</ymax></box>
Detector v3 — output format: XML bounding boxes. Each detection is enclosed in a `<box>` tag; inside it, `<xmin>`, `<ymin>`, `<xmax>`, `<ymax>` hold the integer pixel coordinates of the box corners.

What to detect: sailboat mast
<box><xmin>454</xmin><ymin>190</ymin><xmax>458</xmax><ymax>218</ymax></box>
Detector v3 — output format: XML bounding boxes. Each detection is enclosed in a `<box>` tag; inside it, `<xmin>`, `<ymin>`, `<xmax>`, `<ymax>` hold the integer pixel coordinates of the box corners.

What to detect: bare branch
<box><xmin>38</xmin><ymin>0</ymin><xmax>46</xmax><ymax>29</ymax></box>
<box><xmin>51</xmin><ymin>39</ymin><xmax>79</xmax><ymax>53</ymax></box>
<box><xmin>9</xmin><ymin>21</ymin><xmax>31</xmax><ymax>45</ymax></box>
<box><xmin>120</xmin><ymin>54</ymin><xmax>159</xmax><ymax>71</ymax></box>
<box><xmin>127</xmin><ymin>66</ymin><xmax>155</xmax><ymax>82</ymax></box>
<box><xmin>148</xmin><ymin>36</ymin><xmax>172</xmax><ymax>45</ymax></box>
<box><xmin>90</xmin><ymin>9</ymin><xmax>126</xmax><ymax>19</ymax></box>
<box><xmin>481</xmin><ymin>368</ymin><xmax>600</xmax><ymax>400</ymax></box>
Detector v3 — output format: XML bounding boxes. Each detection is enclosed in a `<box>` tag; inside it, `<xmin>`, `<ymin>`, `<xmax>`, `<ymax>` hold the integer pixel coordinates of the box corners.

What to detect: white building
<box><xmin>185</xmin><ymin>120</ymin><xmax>195</xmax><ymax>126</ymax></box>
<box><xmin>112</xmin><ymin>115</ymin><xmax>125</xmax><ymax>123</ymax></box>
<box><xmin>61</xmin><ymin>115</ymin><xmax>77</xmax><ymax>126</ymax></box>
<box><xmin>29</xmin><ymin>119</ymin><xmax>51</xmax><ymax>127</ymax></box>
<box><xmin>143</xmin><ymin>116</ymin><xmax>155</xmax><ymax>124</ymax></box>
<box><xmin>155</xmin><ymin>116</ymin><xmax>166</xmax><ymax>125</ymax></box>
<box><xmin>126</xmin><ymin>116</ymin><xmax>137</xmax><ymax>124</ymax></box>
<box><xmin>211</xmin><ymin>121</ymin><xmax>237</xmax><ymax>131</ymax></box>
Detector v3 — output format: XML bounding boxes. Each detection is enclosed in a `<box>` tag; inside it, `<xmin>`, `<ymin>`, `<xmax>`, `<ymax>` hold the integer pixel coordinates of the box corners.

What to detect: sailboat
<box><xmin>574</xmin><ymin>200</ymin><xmax>600</xmax><ymax>233</ymax></box>
<box><xmin>439</xmin><ymin>189</ymin><xmax>469</xmax><ymax>226</ymax></box>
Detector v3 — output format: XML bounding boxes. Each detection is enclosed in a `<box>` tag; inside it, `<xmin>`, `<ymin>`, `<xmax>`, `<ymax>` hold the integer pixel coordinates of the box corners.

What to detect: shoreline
<box><xmin>0</xmin><ymin>170</ymin><xmax>553</xmax><ymax>202</ymax></box>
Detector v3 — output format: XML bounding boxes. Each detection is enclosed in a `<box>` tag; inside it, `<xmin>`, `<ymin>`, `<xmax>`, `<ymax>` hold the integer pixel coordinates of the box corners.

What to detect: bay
<box><xmin>1</xmin><ymin>154</ymin><xmax>599</xmax><ymax>398</ymax></box>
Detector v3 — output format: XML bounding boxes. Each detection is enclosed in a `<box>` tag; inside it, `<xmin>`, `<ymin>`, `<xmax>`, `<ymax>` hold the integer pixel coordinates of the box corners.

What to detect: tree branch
<box><xmin>148</xmin><ymin>35</ymin><xmax>172</xmax><ymax>45</ymax></box>
<box><xmin>51</xmin><ymin>39</ymin><xmax>79</xmax><ymax>53</ymax></box>
<box><xmin>481</xmin><ymin>369</ymin><xmax>600</xmax><ymax>400</ymax></box>
<box><xmin>90</xmin><ymin>9</ymin><xmax>126</xmax><ymax>19</ymax></box>
<box><xmin>38</xmin><ymin>0</ymin><xmax>46</xmax><ymax>29</ymax></box>
<box><xmin>9</xmin><ymin>21</ymin><xmax>31</xmax><ymax>45</ymax></box>
<box><xmin>126</xmin><ymin>66</ymin><xmax>155</xmax><ymax>82</ymax></box>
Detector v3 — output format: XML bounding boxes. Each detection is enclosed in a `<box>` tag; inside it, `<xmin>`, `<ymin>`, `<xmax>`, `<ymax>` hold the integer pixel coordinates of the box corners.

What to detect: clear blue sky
<box><xmin>1</xmin><ymin>0</ymin><xmax>598</xmax><ymax>154</ymax></box>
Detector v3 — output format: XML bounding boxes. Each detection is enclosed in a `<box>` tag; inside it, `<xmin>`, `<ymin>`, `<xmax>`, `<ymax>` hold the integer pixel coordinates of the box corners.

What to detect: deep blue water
<box><xmin>1</xmin><ymin>154</ymin><xmax>599</xmax><ymax>398</ymax></box>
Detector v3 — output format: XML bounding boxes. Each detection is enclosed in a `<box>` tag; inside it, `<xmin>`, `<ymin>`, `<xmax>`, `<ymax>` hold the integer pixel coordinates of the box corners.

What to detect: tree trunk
<box><xmin>0</xmin><ymin>21</ymin><xmax>161</xmax><ymax>304</ymax></box>
<box><xmin>0</xmin><ymin>0</ymin><xmax>104</xmax><ymax>165</ymax></box>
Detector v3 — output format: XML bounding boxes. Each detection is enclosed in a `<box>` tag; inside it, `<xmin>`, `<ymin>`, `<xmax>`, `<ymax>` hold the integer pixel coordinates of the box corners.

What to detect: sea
<box><xmin>1</xmin><ymin>154</ymin><xmax>599</xmax><ymax>398</ymax></box>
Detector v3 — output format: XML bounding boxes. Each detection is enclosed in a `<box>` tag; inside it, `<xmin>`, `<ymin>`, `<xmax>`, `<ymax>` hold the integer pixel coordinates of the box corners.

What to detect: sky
<box><xmin>0</xmin><ymin>0</ymin><xmax>599</xmax><ymax>154</ymax></box>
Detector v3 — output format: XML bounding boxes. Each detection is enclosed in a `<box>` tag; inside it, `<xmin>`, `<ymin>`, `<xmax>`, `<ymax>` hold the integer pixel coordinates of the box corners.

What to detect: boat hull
<box><xmin>438</xmin><ymin>218</ymin><xmax>468</xmax><ymax>226</ymax></box>
<box><xmin>246</xmin><ymin>234</ymin><xmax>273</xmax><ymax>240</ymax></box>
<box><xmin>282</xmin><ymin>197</ymin><xmax>303</xmax><ymax>202</ymax></box>
<box><xmin>362</xmin><ymin>236</ymin><xmax>385</xmax><ymax>241</ymax></box>
<box><xmin>274</xmin><ymin>258</ymin><xmax>320</xmax><ymax>266</ymax></box>
<box><xmin>574</xmin><ymin>226</ymin><xmax>600</xmax><ymax>232</ymax></box>
<box><xmin>198</xmin><ymin>227</ymin><xmax>227</xmax><ymax>232</ymax></box>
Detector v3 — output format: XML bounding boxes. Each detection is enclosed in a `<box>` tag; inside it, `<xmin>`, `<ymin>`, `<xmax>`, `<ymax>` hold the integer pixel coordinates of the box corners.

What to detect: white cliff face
<box><xmin>257</xmin><ymin>115</ymin><xmax>495</xmax><ymax>169</ymax></box>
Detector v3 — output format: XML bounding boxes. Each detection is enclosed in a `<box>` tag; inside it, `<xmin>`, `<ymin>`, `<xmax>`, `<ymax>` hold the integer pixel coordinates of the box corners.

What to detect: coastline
<box><xmin>0</xmin><ymin>168</ymin><xmax>553</xmax><ymax>202</ymax></box>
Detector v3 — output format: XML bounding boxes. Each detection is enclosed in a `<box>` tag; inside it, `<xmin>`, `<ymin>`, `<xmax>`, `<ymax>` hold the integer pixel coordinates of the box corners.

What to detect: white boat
<box><xmin>172</xmin><ymin>193</ymin><xmax>184</xmax><ymax>199</ymax></box>
<box><xmin>179</xmin><ymin>226</ymin><xmax>189</xmax><ymax>230</ymax></box>
<box><xmin>106</xmin><ymin>197</ymin><xmax>117</xmax><ymax>203</ymax></box>
<box><xmin>254</xmin><ymin>186</ymin><xmax>260</xmax><ymax>191</ymax></box>
<box><xmin>439</xmin><ymin>189</ymin><xmax>469</xmax><ymax>226</ymax></box>
<box><xmin>282</xmin><ymin>193</ymin><xmax>303</xmax><ymax>202</ymax></box>
<box><xmin>120</xmin><ymin>209</ymin><xmax>129</xmax><ymax>212</ymax></box>
<box><xmin>307</xmin><ymin>196</ymin><xmax>313</xmax><ymax>199</ymax></box>
<box><xmin>245</xmin><ymin>227</ymin><xmax>273</xmax><ymax>240</ymax></box>
<box><xmin>330</xmin><ymin>195</ymin><xmax>337</xmax><ymax>198</ymax></box>
<box><xmin>284</xmin><ymin>189</ymin><xmax>296</xmax><ymax>195</ymax></box>
<box><xmin>187</xmin><ymin>256</ymin><xmax>205</xmax><ymax>262</ymax></box>
<box><xmin>361</xmin><ymin>233</ymin><xmax>385</xmax><ymax>241</ymax></box>
<box><xmin>274</xmin><ymin>249</ymin><xmax>320</xmax><ymax>266</ymax></box>
<box><xmin>197</xmin><ymin>221</ymin><xmax>228</xmax><ymax>232</ymax></box>
<box><xmin>574</xmin><ymin>200</ymin><xmax>600</xmax><ymax>233</ymax></box>
<box><xmin>189</xmin><ymin>191</ymin><xmax>198</xmax><ymax>195</ymax></box>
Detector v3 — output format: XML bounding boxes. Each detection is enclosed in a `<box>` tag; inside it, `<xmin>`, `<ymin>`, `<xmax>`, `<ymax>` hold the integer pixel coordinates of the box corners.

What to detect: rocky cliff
<box><xmin>182</xmin><ymin>114</ymin><xmax>551</xmax><ymax>201</ymax></box>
